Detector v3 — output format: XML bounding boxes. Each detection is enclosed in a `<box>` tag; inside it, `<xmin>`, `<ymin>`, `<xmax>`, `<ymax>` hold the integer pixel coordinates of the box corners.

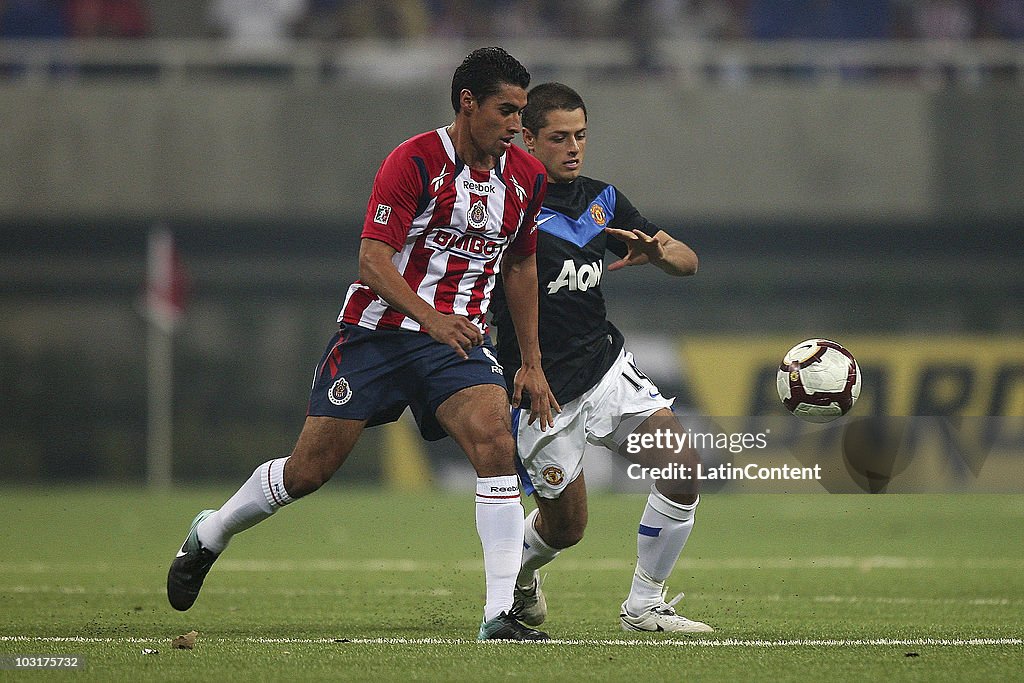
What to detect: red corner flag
<box><xmin>145</xmin><ymin>225</ymin><xmax>189</xmax><ymax>333</ymax></box>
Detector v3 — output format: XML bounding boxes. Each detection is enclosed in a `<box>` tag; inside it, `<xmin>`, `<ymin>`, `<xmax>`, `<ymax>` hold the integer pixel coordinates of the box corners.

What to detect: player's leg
<box><xmin>533</xmin><ymin>472</ymin><xmax>590</xmax><ymax>547</ymax></box>
<box><xmin>167</xmin><ymin>415</ymin><xmax>364</xmax><ymax>611</ymax></box>
<box><xmin>197</xmin><ymin>416</ymin><xmax>365</xmax><ymax>551</ymax></box>
<box><xmin>512</xmin><ymin>474</ymin><xmax>588</xmax><ymax>626</ymax></box>
<box><xmin>617</xmin><ymin>407</ymin><xmax>712</xmax><ymax>633</ymax></box>
<box><xmin>511</xmin><ymin>379</ymin><xmax>593</xmax><ymax>625</ymax></box>
<box><xmin>522</xmin><ymin>473</ymin><xmax>589</xmax><ymax>580</ymax></box>
<box><xmin>193</xmin><ymin>323</ymin><xmax>398</xmax><ymax>554</ymax></box>
<box><xmin>434</xmin><ymin>383</ymin><xmax>545</xmax><ymax>640</ymax></box>
<box><xmin>168</xmin><ymin>326</ymin><xmax>384</xmax><ymax>611</ymax></box>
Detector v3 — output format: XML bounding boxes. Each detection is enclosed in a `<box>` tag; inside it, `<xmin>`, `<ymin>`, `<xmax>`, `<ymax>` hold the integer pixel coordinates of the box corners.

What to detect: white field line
<box><xmin>0</xmin><ymin>585</ymin><xmax>1019</xmax><ymax>608</ymax></box>
<box><xmin>2</xmin><ymin>556</ymin><xmax>1024</xmax><ymax>574</ymax></box>
<box><xmin>0</xmin><ymin>635</ymin><xmax>1020</xmax><ymax>647</ymax></box>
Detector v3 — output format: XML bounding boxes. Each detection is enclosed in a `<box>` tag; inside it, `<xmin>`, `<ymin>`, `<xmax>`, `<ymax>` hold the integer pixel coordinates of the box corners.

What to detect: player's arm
<box><xmin>605</xmin><ymin>227</ymin><xmax>698</xmax><ymax>276</ymax></box>
<box><xmin>358</xmin><ymin>238</ymin><xmax>482</xmax><ymax>359</ymax></box>
<box><xmin>500</xmin><ymin>249</ymin><xmax>560</xmax><ymax>430</ymax></box>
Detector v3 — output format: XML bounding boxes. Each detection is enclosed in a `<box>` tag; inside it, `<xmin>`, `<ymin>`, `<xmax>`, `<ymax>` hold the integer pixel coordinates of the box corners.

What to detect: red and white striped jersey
<box><xmin>339</xmin><ymin>126</ymin><xmax>546</xmax><ymax>333</ymax></box>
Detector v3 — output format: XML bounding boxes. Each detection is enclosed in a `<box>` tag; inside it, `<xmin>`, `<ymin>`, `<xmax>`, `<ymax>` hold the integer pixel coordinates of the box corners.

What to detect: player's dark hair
<box><xmin>523</xmin><ymin>82</ymin><xmax>588</xmax><ymax>133</ymax></box>
<box><xmin>451</xmin><ymin>46</ymin><xmax>530</xmax><ymax>113</ymax></box>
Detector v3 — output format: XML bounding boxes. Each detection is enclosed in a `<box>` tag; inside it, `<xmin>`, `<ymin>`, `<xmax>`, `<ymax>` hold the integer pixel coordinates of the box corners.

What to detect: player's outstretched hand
<box><xmin>605</xmin><ymin>227</ymin><xmax>663</xmax><ymax>271</ymax></box>
<box><xmin>512</xmin><ymin>363</ymin><xmax>561</xmax><ymax>431</ymax></box>
<box><xmin>424</xmin><ymin>313</ymin><xmax>484</xmax><ymax>360</ymax></box>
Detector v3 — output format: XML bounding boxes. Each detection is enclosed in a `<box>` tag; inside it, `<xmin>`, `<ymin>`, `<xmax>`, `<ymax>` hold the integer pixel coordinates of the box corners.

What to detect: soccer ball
<box><xmin>776</xmin><ymin>339</ymin><xmax>861</xmax><ymax>423</ymax></box>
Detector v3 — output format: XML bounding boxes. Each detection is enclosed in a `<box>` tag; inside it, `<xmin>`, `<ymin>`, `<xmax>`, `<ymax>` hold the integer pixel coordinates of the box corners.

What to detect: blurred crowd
<box><xmin>1</xmin><ymin>0</ymin><xmax>1022</xmax><ymax>41</ymax></box>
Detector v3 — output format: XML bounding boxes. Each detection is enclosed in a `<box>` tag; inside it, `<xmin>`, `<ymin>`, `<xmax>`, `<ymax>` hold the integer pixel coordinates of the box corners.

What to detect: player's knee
<box><xmin>547</xmin><ymin>519</ymin><xmax>586</xmax><ymax>549</ymax></box>
<box><xmin>538</xmin><ymin>506</ymin><xmax>588</xmax><ymax>548</ymax></box>
<box><xmin>464</xmin><ymin>426</ymin><xmax>516</xmax><ymax>477</ymax></box>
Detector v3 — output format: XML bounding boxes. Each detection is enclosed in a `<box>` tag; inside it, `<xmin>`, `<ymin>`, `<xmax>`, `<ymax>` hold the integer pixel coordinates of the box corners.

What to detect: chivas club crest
<box><xmin>328</xmin><ymin>377</ymin><xmax>353</xmax><ymax>406</ymax></box>
<box><xmin>468</xmin><ymin>199</ymin><xmax>488</xmax><ymax>231</ymax></box>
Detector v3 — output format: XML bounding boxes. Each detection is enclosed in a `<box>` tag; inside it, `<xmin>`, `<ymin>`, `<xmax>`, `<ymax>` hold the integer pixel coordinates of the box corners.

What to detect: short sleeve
<box><xmin>508</xmin><ymin>171</ymin><xmax>547</xmax><ymax>257</ymax></box>
<box><xmin>607</xmin><ymin>187</ymin><xmax>659</xmax><ymax>258</ymax></box>
<box><xmin>360</xmin><ymin>148</ymin><xmax>425</xmax><ymax>251</ymax></box>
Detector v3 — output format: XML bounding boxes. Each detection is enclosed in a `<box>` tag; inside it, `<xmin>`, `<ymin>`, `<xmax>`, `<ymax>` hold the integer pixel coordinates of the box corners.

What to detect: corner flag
<box><xmin>145</xmin><ymin>225</ymin><xmax>189</xmax><ymax>333</ymax></box>
<box><xmin>145</xmin><ymin>224</ymin><xmax>188</xmax><ymax>488</ymax></box>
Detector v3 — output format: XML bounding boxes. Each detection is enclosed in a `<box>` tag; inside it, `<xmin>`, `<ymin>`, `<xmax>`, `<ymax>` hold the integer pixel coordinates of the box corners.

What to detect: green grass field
<box><xmin>1</xmin><ymin>487</ymin><xmax>1021</xmax><ymax>681</ymax></box>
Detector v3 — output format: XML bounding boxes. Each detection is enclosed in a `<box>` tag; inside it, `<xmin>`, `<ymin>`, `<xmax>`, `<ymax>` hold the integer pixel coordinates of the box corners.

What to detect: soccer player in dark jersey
<box><xmin>491</xmin><ymin>82</ymin><xmax>712</xmax><ymax>633</ymax></box>
<box><xmin>166</xmin><ymin>47</ymin><xmax>560</xmax><ymax>641</ymax></box>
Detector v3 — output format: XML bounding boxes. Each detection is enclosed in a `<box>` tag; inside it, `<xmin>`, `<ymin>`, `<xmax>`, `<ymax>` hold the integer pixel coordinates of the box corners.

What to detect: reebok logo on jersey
<box><xmin>373</xmin><ymin>204</ymin><xmax>392</xmax><ymax>225</ymax></box>
<box><xmin>547</xmin><ymin>259</ymin><xmax>603</xmax><ymax>294</ymax></box>
<box><xmin>462</xmin><ymin>179</ymin><xmax>495</xmax><ymax>194</ymax></box>
<box><xmin>430</xmin><ymin>163</ymin><xmax>449</xmax><ymax>192</ymax></box>
<box><xmin>509</xmin><ymin>174</ymin><xmax>526</xmax><ymax>202</ymax></box>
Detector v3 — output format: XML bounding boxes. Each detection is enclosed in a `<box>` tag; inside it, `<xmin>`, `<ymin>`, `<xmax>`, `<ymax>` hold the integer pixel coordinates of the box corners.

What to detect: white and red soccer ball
<box><xmin>777</xmin><ymin>339</ymin><xmax>861</xmax><ymax>423</ymax></box>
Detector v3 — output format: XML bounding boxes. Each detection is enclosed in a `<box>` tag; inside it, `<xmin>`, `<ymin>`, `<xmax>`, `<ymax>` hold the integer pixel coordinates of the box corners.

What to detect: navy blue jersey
<box><xmin>491</xmin><ymin>175</ymin><xmax>660</xmax><ymax>406</ymax></box>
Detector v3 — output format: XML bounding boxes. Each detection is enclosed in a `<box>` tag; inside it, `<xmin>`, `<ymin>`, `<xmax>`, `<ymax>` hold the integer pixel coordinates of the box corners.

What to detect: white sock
<box><xmin>626</xmin><ymin>485</ymin><xmax>698</xmax><ymax>615</ymax></box>
<box><xmin>516</xmin><ymin>507</ymin><xmax>560</xmax><ymax>589</ymax></box>
<box><xmin>196</xmin><ymin>457</ymin><xmax>295</xmax><ymax>554</ymax></box>
<box><xmin>475</xmin><ymin>475</ymin><xmax>525</xmax><ymax>621</ymax></box>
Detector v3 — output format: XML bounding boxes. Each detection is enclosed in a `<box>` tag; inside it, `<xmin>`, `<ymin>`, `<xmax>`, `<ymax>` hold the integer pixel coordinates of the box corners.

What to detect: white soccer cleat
<box><xmin>620</xmin><ymin>591</ymin><xmax>714</xmax><ymax>634</ymax></box>
<box><xmin>511</xmin><ymin>572</ymin><xmax>548</xmax><ymax>626</ymax></box>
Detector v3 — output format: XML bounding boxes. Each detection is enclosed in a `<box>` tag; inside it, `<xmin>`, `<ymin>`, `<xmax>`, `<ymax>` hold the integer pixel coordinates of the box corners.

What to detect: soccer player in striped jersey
<box><xmin>491</xmin><ymin>82</ymin><xmax>713</xmax><ymax>633</ymax></box>
<box><xmin>167</xmin><ymin>47</ymin><xmax>559</xmax><ymax>641</ymax></box>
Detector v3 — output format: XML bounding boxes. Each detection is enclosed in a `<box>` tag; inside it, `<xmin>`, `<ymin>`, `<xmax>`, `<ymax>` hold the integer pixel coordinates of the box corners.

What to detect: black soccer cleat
<box><xmin>477</xmin><ymin>610</ymin><xmax>550</xmax><ymax>641</ymax></box>
<box><xmin>167</xmin><ymin>509</ymin><xmax>219</xmax><ymax>611</ymax></box>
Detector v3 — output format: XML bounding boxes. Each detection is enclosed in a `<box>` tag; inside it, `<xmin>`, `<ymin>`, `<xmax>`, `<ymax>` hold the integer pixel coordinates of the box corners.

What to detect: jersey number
<box><xmin>622</xmin><ymin>359</ymin><xmax>652</xmax><ymax>392</ymax></box>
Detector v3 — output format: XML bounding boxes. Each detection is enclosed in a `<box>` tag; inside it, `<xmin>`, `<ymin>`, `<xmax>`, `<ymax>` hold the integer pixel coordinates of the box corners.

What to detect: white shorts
<box><xmin>514</xmin><ymin>348</ymin><xmax>674</xmax><ymax>498</ymax></box>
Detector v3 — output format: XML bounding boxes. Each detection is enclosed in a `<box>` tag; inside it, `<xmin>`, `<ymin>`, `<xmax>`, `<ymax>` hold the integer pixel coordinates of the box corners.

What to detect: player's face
<box><xmin>524</xmin><ymin>108</ymin><xmax>587</xmax><ymax>184</ymax></box>
<box><xmin>465</xmin><ymin>83</ymin><xmax>528</xmax><ymax>161</ymax></box>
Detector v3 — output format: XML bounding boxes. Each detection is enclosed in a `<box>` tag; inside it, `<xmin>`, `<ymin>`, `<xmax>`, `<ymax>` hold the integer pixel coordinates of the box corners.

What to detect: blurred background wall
<box><xmin>0</xmin><ymin>0</ymin><xmax>1021</xmax><ymax>484</ymax></box>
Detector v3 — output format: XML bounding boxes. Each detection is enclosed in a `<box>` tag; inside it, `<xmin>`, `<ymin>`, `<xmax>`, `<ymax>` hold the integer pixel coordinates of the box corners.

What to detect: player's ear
<box><xmin>522</xmin><ymin>127</ymin><xmax>536</xmax><ymax>151</ymax></box>
<box><xmin>459</xmin><ymin>89</ymin><xmax>475</xmax><ymax>113</ymax></box>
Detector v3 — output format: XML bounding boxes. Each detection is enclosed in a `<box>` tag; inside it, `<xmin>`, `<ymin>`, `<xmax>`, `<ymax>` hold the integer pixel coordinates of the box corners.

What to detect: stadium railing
<box><xmin>0</xmin><ymin>38</ymin><xmax>1022</xmax><ymax>85</ymax></box>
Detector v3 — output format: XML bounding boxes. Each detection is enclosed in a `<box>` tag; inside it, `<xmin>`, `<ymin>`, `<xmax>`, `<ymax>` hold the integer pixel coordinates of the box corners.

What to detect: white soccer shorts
<box><xmin>515</xmin><ymin>349</ymin><xmax>674</xmax><ymax>499</ymax></box>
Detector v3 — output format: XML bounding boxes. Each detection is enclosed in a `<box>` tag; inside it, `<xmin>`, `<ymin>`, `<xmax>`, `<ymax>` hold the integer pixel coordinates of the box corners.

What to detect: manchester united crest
<box><xmin>542</xmin><ymin>466</ymin><xmax>565</xmax><ymax>486</ymax></box>
<box><xmin>589</xmin><ymin>203</ymin><xmax>607</xmax><ymax>226</ymax></box>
